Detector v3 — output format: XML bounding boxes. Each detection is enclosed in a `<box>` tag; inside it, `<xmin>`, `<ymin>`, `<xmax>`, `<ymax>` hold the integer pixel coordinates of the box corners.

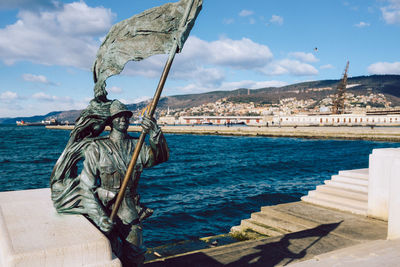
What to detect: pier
<box><xmin>145</xmin><ymin>201</ymin><xmax>388</xmax><ymax>266</ymax></box>
<box><xmin>47</xmin><ymin>125</ymin><xmax>400</xmax><ymax>142</ymax></box>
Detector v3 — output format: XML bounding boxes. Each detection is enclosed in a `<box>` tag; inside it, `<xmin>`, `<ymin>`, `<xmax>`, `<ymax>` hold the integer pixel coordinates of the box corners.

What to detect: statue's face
<box><xmin>112</xmin><ymin>114</ymin><xmax>130</xmax><ymax>133</ymax></box>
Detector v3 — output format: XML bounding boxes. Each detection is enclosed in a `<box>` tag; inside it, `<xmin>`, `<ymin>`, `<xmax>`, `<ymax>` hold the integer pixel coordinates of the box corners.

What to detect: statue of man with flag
<box><xmin>50</xmin><ymin>0</ymin><xmax>202</xmax><ymax>265</ymax></box>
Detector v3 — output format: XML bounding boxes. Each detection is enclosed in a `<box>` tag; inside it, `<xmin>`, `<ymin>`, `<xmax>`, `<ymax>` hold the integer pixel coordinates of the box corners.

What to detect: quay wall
<box><xmin>46</xmin><ymin>125</ymin><xmax>400</xmax><ymax>142</ymax></box>
<box><xmin>165</xmin><ymin>114</ymin><xmax>400</xmax><ymax>127</ymax></box>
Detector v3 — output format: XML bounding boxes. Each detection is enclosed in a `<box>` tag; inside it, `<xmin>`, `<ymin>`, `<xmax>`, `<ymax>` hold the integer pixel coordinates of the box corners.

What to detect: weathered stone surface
<box><xmin>301</xmin><ymin>169</ymin><xmax>369</xmax><ymax>215</ymax></box>
<box><xmin>290</xmin><ymin>239</ymin><xmax>400</xmax><ymax>267</ymax></box>
<box><xmin>368</xmin><ymin>148</ymin><xmax>400</xmax><ymax>220</ymax></box>
<box><xmin>272</xmin><ymin>202</ymin><xmax>387</xmax><ymax>241</ymax></box>
<box><xmin>0</xmin><ymin>188</ymin><xmax>121</xmax><ymax>267</ymax></box>
<box><xmin>388</xmin><ymin>157</ymin><xmax>400</xmax><ymax>239</ymax></box>
<box><xmin>146</xmin><ymin>202</ymin><xmax>387</xmax><ymax>266</ymax></box>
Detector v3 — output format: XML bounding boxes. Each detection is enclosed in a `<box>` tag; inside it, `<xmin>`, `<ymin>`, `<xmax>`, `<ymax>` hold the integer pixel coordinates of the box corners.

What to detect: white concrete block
<box><xmin>388</xmin><ymin>157</ymin><xmax>400</xmax><ymax>240</ymax></box>
<box><xmin>338</xmin><ymin>168</ymin><xmax>369</xmax><ymax>180</ymax></box>
<box><xmin>308</xmin><ymin>191</ymin><xmax>367</xmax><ymax>209</ymax></box>
<box><xmin>368</xmin><ymin>148</ymin><xmax>400</xmax><ymax>220</ymax></box>
<box><xmin>331</xmin><ymin>175</ymin><xmax>368</xmax><ymax>186</ymax></box>
<box><xmin>324</xmin><ymin>180</ymin><xmax>368</xmax><ymax>193</ymax></box>
<box><xmin>315</xmin><ymin>185</ymin><xmax>368</xmax><ymax>201</ymax></box>
<box><xmin>300</xmin><ymin>195</ymin><xmax>367</xmax><ymax>216</ymax></box>
<box><xmin>0</xmin><ymin>188</ymin><xmax>121</xmax><ymax>267</ymax></box>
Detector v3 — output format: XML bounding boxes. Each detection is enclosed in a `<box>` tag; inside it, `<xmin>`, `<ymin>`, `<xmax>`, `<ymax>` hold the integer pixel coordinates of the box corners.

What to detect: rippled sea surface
<box><xmin>0</xmin><ymin>124</ymin><xmax>399</xmax><ymax>247</ymax></box>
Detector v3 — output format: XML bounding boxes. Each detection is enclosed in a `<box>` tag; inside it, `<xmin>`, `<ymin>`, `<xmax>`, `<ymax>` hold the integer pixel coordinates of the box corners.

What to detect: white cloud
<box><xmin>0</xmin><ymin>91</ymin><xmax>18</xmax><ymax>101</ymax></box>
<box><xmin>0</xmin><ymin>2</ymin><xmax>114</xmax><ymax>69</ymax></box>
<box><xmin>239</xmin><ymin>10</ymin><xmax>254</xmax><ymax>17</ymax></box>
<box><xmin>172</xmin><ymin>66</ymin><xmax>225</xmax><ymax>88</ymax></box>
<box><xmin>354</xmin><ymin>21</ymin><xmax>370</xmax><ymax>27</ymax></box>
<box><xmin>123</xmin><ymin>36</ymin><xmax>274</xmax><ymax>88</ymax></box>
<box><xmin>123</xmin><ymin>36</ymin><xmax>319</xmax><ymax>92</ymax></box>
<box><xmin>381</xmin><ymin>0</ymin><xmax>400</xmax><ymax>24</ymax></box>
<box><xmin>320</xmin><ymin>64</ymin><xmax>334</xmax><ymax>70</ymax></box>
<box><xmin>222</xmin><ymin>80</ymin><xmax>287</xmax><ymax>89</ymax></box>
<box><xmin>367</xmin><ymin>61</ymin><xmax>400</xmax><ymax>74</ymax></box>
<box><xmin>270</xmin><ymin>15</ymin><xmax>283</xmax><ymax>25</ymax></box>
<box><xmin>32</xmin><ymin>92</ymin><xmax>74</xmax><ymax>103</ymax></box>
<box><xmin>57</xmin><ymin>2</ymin><xmax>113</xmax><ymax>36</ymax></box>
<box><xmin>32</xmin><ymin>92</ymin><xmax>58</xmax><ymax>101</ymax></box>
<box><xmin>123</xmin><ymin>54</ymin><xmax>166</xmax><ymax>78</ymax></box>
<box><xmin>199</xmin><ymin>37</ymin><xmax>273</xmax><ymax>68</ymax></box>
<box><xmin>249</xmin><ymin>18</ymin><xmax>256</xmax><ymax>24</ymax></box>
<box><xmin>22</xmin><ymin>73</ymin><xmax>51</xmax><ymax>84</ymax></box>
<box><xmin>132</xmin><ymin>96</ymin><xmax>151</xmax><ymax>104</ymax></box>
<box><xmin>108</xmin><ymin>86</ymin><xmax>123</xmax><ymax>94</ymax></box>
<box><xmin>223</xmin><ymin>18</ymin><xmax>234</xmax><ymax>24</ymax></box>
<box><xmin>288</xmin><ymin>52</ymin><xmax>319</xmax><ymax>63</ymax></box>
<box><xmin>261</xmin><ymin>60</ymin><xmax>319</xmax><ymax>76</ymax></box>
<box><xmin>0</xmin><ymin>90</ymin><xmax>89</xmax><ymax>117</ymax></box>
<box><xmin>178</xmin><ymin>79</ymin><xmax>287</xmax><ymax>93</ymax></box>
<box><xmin>120</xmin><ymin>96</ymin><xmax>151</xmax><ymax>105</ymax></box>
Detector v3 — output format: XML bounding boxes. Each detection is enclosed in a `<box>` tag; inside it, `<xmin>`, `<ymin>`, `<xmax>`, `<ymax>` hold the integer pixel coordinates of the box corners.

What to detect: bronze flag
<box><xmin>92</xmin><ymin>0</ymin><xmax>202</xmax><ymax>99</ymax></box>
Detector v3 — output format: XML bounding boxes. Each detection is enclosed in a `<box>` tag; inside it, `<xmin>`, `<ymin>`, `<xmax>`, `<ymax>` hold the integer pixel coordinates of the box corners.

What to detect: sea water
<box><xmin>0</xmin><ymin>124</ymin><xmax>399</xmax><ymax>247</ymax></box>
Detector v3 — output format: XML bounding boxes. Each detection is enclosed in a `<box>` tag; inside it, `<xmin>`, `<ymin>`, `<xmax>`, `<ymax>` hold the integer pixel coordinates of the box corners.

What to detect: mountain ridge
<box><xmin>1</xmin><ymin>74</ymin><xmax>399</xmax><ymax>124</ymax></box>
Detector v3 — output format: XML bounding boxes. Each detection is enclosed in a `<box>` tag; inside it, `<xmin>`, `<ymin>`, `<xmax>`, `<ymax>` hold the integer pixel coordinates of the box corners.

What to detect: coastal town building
<box><xmin>158</xmin><ymin>113</ymin><xmax>400</xmax><ymax>127</ymax></box>
<box><xmin>156</xmin><ymin>89</ymin><xmax>400</xmax><ymax>127</ymax></box>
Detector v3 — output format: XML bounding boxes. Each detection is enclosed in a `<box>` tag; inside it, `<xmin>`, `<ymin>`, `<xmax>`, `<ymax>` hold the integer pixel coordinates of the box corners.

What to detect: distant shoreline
<box><xmin>46</xmin><ymin>125</ymin><xmax>400</xmax><ymax>142</ymax></box>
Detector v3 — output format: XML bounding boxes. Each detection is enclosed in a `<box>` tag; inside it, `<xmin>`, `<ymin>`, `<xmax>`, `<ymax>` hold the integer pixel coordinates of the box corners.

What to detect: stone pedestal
<box><xmin>0</xmin><ymin>188</ymin><xmax>121</xmax><ymax>267</ymax></box>
<box><xmin>367</xmin><ymin>148</ymin><xmax>400</xmax><ymax>240</ymax></box>
<box><xmin>388</xmin><ymin>157</ymin><xmax>400</xmax><ymax>240</ymax></box>
<box><xmin>368</xmin><ymin>148</ymin><xmax>400</xmax><ymax>220</ymax></box>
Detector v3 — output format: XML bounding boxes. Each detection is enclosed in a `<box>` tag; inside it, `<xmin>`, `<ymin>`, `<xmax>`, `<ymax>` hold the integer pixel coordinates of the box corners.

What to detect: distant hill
<box><xmin>0</xmin><ymin>110</ymin><xmax>80</xmax><ymax>124</ymax></box>
<box><xmin>153</xmin><ymin>75</ymin><xmax>400</xmax><ymax>108</ymax></box>
<box><xmin>1</xmin><ymin>75</ymin><xmax>399</xmax><ymax>124</ymax></box>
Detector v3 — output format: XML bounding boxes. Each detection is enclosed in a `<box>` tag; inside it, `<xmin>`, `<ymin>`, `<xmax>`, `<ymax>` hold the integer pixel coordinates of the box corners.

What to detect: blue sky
<box><xmin>0</xmin><ymin>0</ymin><xmax>399</xmax><ymax>117</ymax></box>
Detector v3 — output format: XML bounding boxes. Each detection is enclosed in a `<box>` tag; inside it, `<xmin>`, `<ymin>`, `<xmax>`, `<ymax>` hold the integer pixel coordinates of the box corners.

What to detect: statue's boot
<box><xmin>120</xmin><ymin>224</ymin><xmax>146</xmax><ymax>266</ymax></box>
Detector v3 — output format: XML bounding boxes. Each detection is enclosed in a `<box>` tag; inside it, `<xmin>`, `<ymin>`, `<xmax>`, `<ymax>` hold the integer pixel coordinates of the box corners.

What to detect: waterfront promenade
<box><xmin>47</xmin><ymin>125</ymin><xmax>400</xmax><ymax>142</ymax></box>
<box><xmin>144</xmin><ymin>201</ymin><xmax>389</xmax><ymax>266</ymax></box>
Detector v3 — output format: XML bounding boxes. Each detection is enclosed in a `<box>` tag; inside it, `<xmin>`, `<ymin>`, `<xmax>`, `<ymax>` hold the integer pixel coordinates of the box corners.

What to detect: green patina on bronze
<box><xmin>50</xmin><ymin>99</ymin><xmax>169</xmax><ymax>264</ymax></box>
<box><xmin>92</xmin><ymin>0</ymin><xmax>202</xmax><ymax>100</ymax></box>
<box><xmin>50</xmin><ymin>0</ymin><xmax>202</xmax><ymax>265</ymax></box>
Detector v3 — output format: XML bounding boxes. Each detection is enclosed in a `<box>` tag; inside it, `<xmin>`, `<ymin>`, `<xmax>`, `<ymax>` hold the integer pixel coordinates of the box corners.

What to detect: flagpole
<box><xmin>110</xmin><ymin>0</ymin><xmax>195</xmax><ymax>222</ymax></box>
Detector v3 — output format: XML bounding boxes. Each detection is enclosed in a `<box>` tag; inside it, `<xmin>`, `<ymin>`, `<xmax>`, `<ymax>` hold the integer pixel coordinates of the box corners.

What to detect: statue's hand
<box><xmin>99</xmin><ymin>216</ymin><xmax>114</xmax><ymax>233</ymax></box>
<box><xmin>141</xmin><ymin>116</ymin><xmax>160</xmax><ymax>135</ymax></box>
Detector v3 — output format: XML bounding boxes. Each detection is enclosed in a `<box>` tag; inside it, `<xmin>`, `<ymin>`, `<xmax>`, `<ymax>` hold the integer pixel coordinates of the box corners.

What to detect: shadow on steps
<box><xmin>145</xmin><ymin>221</ymin><xmax>343</xmax><ymax>267</ymax></box>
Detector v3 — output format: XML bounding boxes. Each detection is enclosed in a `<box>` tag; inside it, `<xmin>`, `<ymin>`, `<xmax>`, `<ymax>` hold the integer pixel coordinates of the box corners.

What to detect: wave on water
<box><xmin>1</xmin><ymin>125</ymin><xmax>400</xmax><ymax>247</ymax></box>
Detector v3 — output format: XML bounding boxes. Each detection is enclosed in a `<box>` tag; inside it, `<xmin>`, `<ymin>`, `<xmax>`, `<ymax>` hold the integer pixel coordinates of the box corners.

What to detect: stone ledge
<box><xmin>0</xmin><ymin>188</ymin><xmax>121</xmax><ymax>267</ymax></box>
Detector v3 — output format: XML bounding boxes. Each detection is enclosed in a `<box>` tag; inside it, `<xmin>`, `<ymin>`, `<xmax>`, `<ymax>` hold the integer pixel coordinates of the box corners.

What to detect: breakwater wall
<box><xmin>46</xmin><ymin>125</ymin><xmax>400</xmax><ymax>142</ymax></box>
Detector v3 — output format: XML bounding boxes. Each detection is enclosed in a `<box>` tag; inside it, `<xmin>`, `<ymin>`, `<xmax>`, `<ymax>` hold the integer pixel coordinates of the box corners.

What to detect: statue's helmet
<box><xmin>110</xmin><ymin>100</ymin><xmax>133</xmax><ymax>119</ymax></box>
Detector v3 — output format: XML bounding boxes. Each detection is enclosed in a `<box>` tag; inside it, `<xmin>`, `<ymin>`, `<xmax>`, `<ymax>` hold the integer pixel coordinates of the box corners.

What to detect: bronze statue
<box><xmin>51</xmin><ymin>99</ymin><xmax>169</xmax><ymax>265</ymax></box>
<box><xmin>51</xmin><ymin>0</ymin><xmax>202</xmax><ymax>265</ymax></box>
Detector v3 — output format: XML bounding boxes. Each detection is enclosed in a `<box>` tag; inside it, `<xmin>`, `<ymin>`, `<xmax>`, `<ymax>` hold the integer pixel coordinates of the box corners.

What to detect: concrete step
<box><xmin>316</xmin><ymin>185</ymin><xmax>368</xmax><ymax>201</ymax></box>
<box><xmin>146</xmin><ymin>201</ymin><xmax>388</xmax><ymax>267</ymax></box>
<box><xmin>307</xmin><ymin>191</ymin><xmax>367</xmax><ymax>209</ymax></box>
<box><xmin>239</xmin><ymin>219</ymin><xmax>288</xmax><ymax>237</ymax></box>
<box><xmin>324</xmin><ymin>180</ymin><xmax>368</xmax><ymax>193</ymax></box>
<box><xmin>259</xmin><ymin>206</ymin><xmax>320</xmax><ymax>230</ymax></box>
<box><xmin>250</xmin><ymin>212</ymin><xmax>309</xmax><ymax>233</ymax></box>
<box><xmin>338</xmin><ymin>168</ymin><xmax>369</xmax><ymax>180</ymax></box>
<box><xmin>331</xmin><ymin>175</ymin><xmax>369</xmax><ymax>186</ymax></box>
<box><xmin>301</xmin><ymin>195</ymin><xmax>367</xmax><ymax>216</ymax></box>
